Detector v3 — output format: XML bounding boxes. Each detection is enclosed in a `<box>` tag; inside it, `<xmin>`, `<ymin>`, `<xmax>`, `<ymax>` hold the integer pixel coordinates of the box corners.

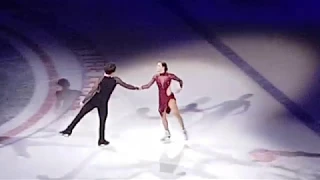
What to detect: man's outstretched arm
<box><xmin>114</xmin><ymin>76</ymin><xmax>139</xmax><ymax>90</ymax></box>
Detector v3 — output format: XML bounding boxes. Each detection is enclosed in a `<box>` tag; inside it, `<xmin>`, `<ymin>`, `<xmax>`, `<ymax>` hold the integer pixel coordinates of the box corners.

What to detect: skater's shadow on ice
<box><xmin>136</xmin><ymin>94</ymin><xmax>253</xmax><ymax>121</ymax></box>
<box><xmin>36</xmin><ymin>144</ymin><xmax>191</xmax><ymax>180</ymax></box>
<box><xmin>0</xmin><ymin>79</ymin><xmax>83</xmax><ymax>149</ymax></box>
<box><xmin>248</xmin><ymin>148</ymin><xmax>320</xmax><ymax>179</ymax></box>
<box><xmin>92</xmin><ymin>144</ymin><xmax>208</xmax><ymax>179</ymax></box>
<box><xmin>55</xmin><ymin>78</ymin><xmax>82</xmax><ymax>113</ymax></box>
<box><xmin>187</xmin><ymin>93</ymin><xmax>254</xmax><ymax>130</ymax></box>
<box><xmin>182</xmin><ymin>144</ymin><xmax>320</xmax><ymax>180</ymax></box>
<box><xmin>136</xmin><ymin>96</ymin><xmax>212</xmax><ymax>120</ymax></box>
<box><xmin>202</xmin><ymin>93</ymin><xmax>253</xmax><ymax>118</ymax></box>
<box><xmin>33</xmin><ymin>144</ymin><xmax>320</xmax><ymax>179</ymax></box>
<box><xmin>249</xmin><ymin>148</ymin><xmax>320</xmax><ymax>162</ymax></box>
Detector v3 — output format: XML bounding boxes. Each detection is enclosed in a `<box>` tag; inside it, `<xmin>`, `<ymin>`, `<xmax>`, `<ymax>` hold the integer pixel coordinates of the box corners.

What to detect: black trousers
<box><xmin>66</xmin><ymin>100</ymin><xmax>108</xmax><ymax>141</ymax></box>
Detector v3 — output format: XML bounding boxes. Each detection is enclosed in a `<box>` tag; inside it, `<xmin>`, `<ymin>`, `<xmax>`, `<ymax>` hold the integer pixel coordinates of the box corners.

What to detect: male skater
<box><xmin>60</xmin><ymin>63</ymin><xmax>139</xmax><ymax>146</ymax></box>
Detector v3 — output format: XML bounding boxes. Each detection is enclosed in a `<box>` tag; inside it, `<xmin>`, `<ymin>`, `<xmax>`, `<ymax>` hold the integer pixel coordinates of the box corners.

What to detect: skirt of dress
<box><xmin>158</xmin><ymin>93</ymin><xmax>176</xmax><ymax>115</ymax></box>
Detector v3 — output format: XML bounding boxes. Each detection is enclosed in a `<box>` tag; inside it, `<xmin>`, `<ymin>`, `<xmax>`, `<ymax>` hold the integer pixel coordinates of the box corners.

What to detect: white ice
<box><xmin>0</xmin><ymin>1</ymin><xmax>320</xmax><ymax>179</ymax></box>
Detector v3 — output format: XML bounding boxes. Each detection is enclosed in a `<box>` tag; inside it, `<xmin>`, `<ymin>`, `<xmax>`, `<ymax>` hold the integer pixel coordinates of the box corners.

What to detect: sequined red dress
<box><xmin>142</xmin><ymin>72</ymin><xmax>183</xmax><ymax>115</ymax></box>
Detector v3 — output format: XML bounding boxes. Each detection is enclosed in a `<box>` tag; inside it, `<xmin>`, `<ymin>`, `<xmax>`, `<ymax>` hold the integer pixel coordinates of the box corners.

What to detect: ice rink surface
<box><xmin>0</xmin><ymin>1</ymin><xmax>320</xmax><ymax>179</ymax></box>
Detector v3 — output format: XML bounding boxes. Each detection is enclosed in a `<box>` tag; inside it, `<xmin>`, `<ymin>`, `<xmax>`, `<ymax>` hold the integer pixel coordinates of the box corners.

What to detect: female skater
<box><xmin>140</xmin><ymin>62</ymin><xmax>188</xmax><ymax>141</ymax></box>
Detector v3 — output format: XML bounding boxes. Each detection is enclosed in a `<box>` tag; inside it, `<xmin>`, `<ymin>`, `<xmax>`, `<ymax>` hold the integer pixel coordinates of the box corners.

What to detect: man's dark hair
<box><xmin>104</xmin><ymin>63</ymin><xmax>116</xmax><ymax>74</ymax></box>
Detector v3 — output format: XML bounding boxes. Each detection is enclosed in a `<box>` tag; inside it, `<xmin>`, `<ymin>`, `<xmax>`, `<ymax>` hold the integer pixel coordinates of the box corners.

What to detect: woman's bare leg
<box><xmin>161</xmin><ymin>112</ymin><xmax>169</xmax><ymax>131</ymax></box>
<box><xmin>168</xmin><ymin>99</ymin><xmax>188</xmax><ymax>140</ymax></box>
<box><xmin>168</xmin><ymin>99</ymin><xmax>185</xmax><ymax>130</ymax></box>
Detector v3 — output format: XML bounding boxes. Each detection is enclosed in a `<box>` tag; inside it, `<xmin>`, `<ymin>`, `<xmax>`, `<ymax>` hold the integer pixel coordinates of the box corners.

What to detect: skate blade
<box><xmin>161</xmin><ymin>139</ymin><xmax>171</xmax><ymax>144</ymax></box>
<box><xmin>99</xmin><ymin>145</ymin><xmax>108</xmax><ymax>148</ymax></box>
<box><xmin>61</xmin><ymin>134</ymin><xmax>70</xmax><ymax>137</ymax></box>
<box><xmin>98</xmin><ymin>142</ymin><xmax>110</xmax><ymax>147</ymax></box>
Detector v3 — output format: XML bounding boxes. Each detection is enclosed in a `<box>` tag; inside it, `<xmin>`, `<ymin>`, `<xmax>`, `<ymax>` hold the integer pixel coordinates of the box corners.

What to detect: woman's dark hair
<box><xmin>104</xmin><ymin>63</ymin><xmax>116</xmax><ymax>74</ymax></box>
<box><xmin>159</xmin><ymin>61</ymin><xmax>168</xmax><ymax>72</ymax></box>
<box><xmin>57</xmin><ymin>78</ymin><xmax>70</xmax><ymax>88</ymax></box>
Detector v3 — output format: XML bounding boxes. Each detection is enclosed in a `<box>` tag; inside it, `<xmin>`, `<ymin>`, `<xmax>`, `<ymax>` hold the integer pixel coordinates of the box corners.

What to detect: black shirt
<box><xmin>89</xmin><ymin>76</ymin><xmax>138</xmax><ymax>105</ymax></box>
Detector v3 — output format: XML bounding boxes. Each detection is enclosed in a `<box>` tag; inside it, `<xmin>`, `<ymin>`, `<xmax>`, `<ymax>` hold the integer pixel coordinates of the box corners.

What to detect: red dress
<box><xmin>142</xmin><ymin>72</ymin><xmax>183</xmax><ymax>115</ymax></box>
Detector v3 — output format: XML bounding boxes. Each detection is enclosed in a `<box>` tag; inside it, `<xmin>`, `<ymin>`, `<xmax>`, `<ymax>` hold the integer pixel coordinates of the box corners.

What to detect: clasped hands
<box><xmin>136</xmin><ymin>86</ymin><xmax>182</xmax><ymax>94</ymax></box>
